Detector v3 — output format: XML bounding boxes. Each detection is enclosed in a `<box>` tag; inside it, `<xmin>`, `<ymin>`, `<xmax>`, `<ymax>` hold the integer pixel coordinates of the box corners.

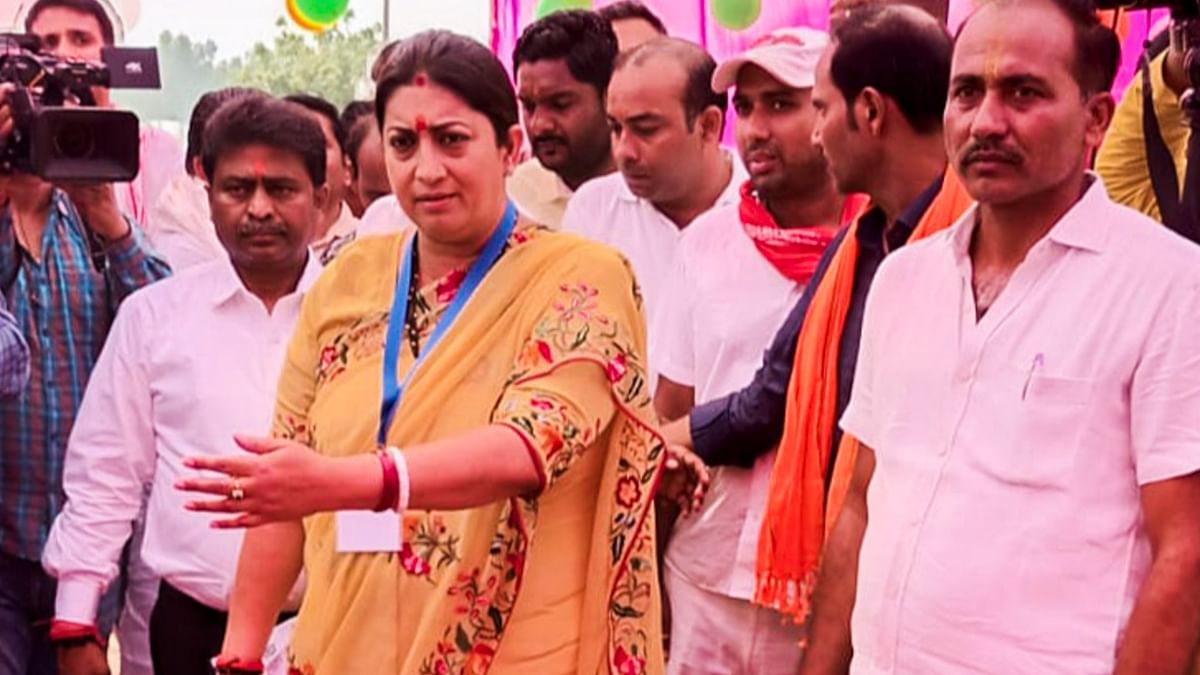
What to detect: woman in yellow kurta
<box><xmin>178</xmin><ymin>30</ymin><xmax>666</xmax><ymax>675</ymax></box>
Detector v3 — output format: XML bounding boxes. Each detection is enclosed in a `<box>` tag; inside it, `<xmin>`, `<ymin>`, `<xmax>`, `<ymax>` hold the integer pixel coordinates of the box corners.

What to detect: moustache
<box><xmin>532</xmin><ymin>135</ymin><xmax>568</xmax><ymax>148</ymax></box>
<box><xmin>744</xmin><ymin>142</ymin><xmax>779</xmax><ymax>160</ymax></box>
<box><xmin>236</xmin><ymin>222</ymin><xmax>289</xmax><ymax>238</ymax></box>
<box><xmin>961</xmin><ymin>142</ymin><xmax>1022</xmax><ymax>167</ymax></box>
<box><xmin>618</xmin><ymin>159</ymin><xmax>649</xmax><ymax>178</ymax></box>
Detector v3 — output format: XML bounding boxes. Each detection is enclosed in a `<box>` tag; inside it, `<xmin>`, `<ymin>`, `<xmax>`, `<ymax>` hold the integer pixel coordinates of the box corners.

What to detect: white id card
<box><xmin>263</xmin><ymin>617</ymin><xmax>296</xmax><ymax>675</ymax></box>
<box><xmin>335</xmin><ymin>510</ymin><xmax>402</xmax><ymax>553</ymax></box>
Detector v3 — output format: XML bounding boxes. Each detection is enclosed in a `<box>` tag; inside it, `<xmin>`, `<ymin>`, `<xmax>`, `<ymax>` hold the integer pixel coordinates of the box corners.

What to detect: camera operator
<box><xmin>0</xmin><ymin>293</ymin><xmax>27</xmax><ymax>399</ymax></box>
<box><xmin>1096</xmin><ymin>24</ymin><xmax>1187</xmax><ymax>223</ymax></box>
<box><xmin>0</xmin><ymin>77</ymin><xmax>169</xmax><ymax>675</ymax></box>
<box><xmin>1099</xmin><ymin>16</ymin><xmax>1200</xmax><ymax>239</ymax></box>
<box><xmin>24</xmin><ymin>0</ymin><xmax>185</xmax><ymax>232</ymax></box>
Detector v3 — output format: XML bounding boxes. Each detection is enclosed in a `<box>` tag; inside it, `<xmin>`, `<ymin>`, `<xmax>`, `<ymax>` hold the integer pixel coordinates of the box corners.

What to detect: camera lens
<box><xmin>53</xmin><ymin>124</ymin><xmax>95</xmax><ymax>160</ymax></box>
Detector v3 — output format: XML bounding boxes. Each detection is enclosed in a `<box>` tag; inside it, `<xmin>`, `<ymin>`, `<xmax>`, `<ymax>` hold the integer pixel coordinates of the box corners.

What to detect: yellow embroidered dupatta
<box><xmin>272</xmin><ymin>228</ymin><xmax>665</xmax><ymax>675</ymax></box>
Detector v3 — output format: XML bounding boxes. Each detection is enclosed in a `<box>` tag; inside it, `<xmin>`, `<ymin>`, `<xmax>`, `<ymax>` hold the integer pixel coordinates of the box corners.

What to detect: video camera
<box><xmin>0</xmin><ymin>33</ymin><xmax>160</xmax><ymax>182</ymax></box>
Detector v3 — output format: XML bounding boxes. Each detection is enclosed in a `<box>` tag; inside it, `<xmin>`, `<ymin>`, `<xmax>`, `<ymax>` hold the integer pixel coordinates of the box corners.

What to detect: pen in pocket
<box><xmin>1021</xmin><ymin>352</ymin><xmax>1045</xmax><ymax>401</ymax></box>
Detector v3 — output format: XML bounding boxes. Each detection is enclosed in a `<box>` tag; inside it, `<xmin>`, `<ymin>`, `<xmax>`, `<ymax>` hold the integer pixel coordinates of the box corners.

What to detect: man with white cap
<box><xmin>653</xmin><ymin>27</ymin><xmax>858</xmax><ymax>675</ymax></box>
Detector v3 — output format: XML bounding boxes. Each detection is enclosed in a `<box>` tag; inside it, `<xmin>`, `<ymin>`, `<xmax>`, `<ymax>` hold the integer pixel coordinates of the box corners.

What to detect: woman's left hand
<box><xmin>176</xmin><ymin>435</ymin><xmax>334</xmax><ymax>528</ymax></box>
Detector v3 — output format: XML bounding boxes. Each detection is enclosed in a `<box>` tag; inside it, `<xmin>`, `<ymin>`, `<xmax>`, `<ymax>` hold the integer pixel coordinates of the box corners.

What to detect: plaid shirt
<box><xmin>0</xmin><ymin>293</ymin><xmax>28</xmax><ymax>397</ymax></box>
<box><xmin>0</xmin><ymin>191</ymin><xmax>171</xmax><ymax>561</ymax></box>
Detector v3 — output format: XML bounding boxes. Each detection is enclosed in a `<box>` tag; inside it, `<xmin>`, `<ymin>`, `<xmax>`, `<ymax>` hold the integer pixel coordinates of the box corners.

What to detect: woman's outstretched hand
<box><xmin>176</xmin><ymin>435</ymin><xmax>340</xmax><ymax>528</ymax></box>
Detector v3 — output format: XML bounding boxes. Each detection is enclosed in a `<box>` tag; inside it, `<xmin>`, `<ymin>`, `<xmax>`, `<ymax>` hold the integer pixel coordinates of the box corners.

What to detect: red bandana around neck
<box><xmin>739</xmin><ymin>181</ymin><xmax>866</xmax><ymax>285</ymax></box>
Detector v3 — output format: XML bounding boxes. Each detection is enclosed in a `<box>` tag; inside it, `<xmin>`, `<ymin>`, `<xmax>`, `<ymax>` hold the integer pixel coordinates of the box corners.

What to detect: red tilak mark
<box><xmin>414</xmin><ymin>115</ymin><xmax>428</xmax><ymax>133</ymax></box>
<box><xmin>414</xmin><ymin>73</ymin><xmax>428</xmax><ymax>87</ymax></box>
<box><xmin>252</xmin><ymin>161</ymin><xmax>266</xmax><ymax>180</ymax></box>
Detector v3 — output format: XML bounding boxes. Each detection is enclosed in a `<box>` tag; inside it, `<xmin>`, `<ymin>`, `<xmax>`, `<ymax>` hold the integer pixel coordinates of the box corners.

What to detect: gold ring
<box><xmin>230</xmin><ymin>479</ymin><xmax>245</xmax><ymax>501</ymax></box>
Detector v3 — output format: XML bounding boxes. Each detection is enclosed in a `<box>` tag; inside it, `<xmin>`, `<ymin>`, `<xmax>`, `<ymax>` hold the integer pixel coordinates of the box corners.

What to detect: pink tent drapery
<box><xmin>490</xmin><ymin>0</ymin><xmax>1168</xmax><ymax>97</ymax></box>
<box><xmin>491</xmin><ymin>0</ymin><xmax>829</xmax><ymax>78</ymax></box>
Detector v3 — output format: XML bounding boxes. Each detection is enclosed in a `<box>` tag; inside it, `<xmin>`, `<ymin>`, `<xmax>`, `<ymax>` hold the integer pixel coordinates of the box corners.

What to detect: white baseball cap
<box><xmin>712</xmin><ymin>26</ymin><xmax>830</xmax><ymax>93</ymax></box>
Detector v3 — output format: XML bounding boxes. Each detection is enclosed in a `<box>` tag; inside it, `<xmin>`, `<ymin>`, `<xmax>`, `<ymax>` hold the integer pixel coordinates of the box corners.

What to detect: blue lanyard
<box><xmin>377</xmin><ymin>202</ymin><xmax>518</xmax><ymax>445</ymax></box>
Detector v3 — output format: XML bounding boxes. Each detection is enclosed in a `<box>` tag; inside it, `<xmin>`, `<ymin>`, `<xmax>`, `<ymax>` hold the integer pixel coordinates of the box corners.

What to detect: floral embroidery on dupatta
<box><xmin>273</xmin><ymin>414</ymin><xmax>312</xmax><ymax>445</ymax></box>
<box><xmin>418</xmin><ymin>505</ymin><xmax>528</xmax><ymax>675</ymax></box>
<box><xmin>502</xmin><ymin>277</ymin><xmax>663</xmax><ymax>675</ymax></box>
<box><xmin>398</xmin><ymin>513</ymin><xmax>462</xmax><ymax>580</ymax></box>
<box><xmin>313</xmin><ymin>312</ymin><xmax>389</xmax><ymax>385</ymax></box>
<box><xmin>414</xmin><ymin>272</ymin><xmax>663</xmax><ymax>674</ymax></box>
<box><xmin>496</xmin><ymin>392</ymin><xmax>599</xmax><ymax>487</ymax></box>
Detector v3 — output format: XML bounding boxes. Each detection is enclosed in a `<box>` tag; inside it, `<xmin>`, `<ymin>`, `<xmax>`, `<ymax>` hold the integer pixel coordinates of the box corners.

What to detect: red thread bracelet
<box><xmin>375</xmin><ymin>448</ymin><xmax>399</xmax><ymax>512</ymax></box>
<box><xmin>213</xmin><ymin>655</ymin><xmax>265</xmax><ymax>674</ymax></box>
<box><xmin>48</xmin><ymin>620</ymin><xmax>105</xmax><ymax>648</ymax></box>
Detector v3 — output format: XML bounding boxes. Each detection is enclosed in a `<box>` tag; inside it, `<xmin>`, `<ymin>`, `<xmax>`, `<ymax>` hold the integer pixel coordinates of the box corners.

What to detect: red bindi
<box><xmin>414</xmin><ymin>115</ymin><xmax>428</xmax><ymax>133</ymax></box>
<box><xmin>253</xmin><ymin>160</ymin><xmax>265</xmax><ymax>179</ymax></box>
<box><xmin>414</xmin><ymin>73</ymin><xmax>428</xmax><ymax>87</ymax></box>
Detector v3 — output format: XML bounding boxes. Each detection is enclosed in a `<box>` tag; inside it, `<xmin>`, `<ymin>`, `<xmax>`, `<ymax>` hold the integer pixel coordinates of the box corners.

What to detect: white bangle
<box><xmin>386</xmin><ymin>446</ymin><xmax>410</xmax><ymax>513</ymax></box>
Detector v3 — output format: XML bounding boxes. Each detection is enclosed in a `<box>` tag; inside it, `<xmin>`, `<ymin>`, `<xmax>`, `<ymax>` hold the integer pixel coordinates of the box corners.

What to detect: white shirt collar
<box><xmin>210</xmin><ymin>251</ymin><xmax>323</xmax><ymax>308</ymax></box>
<box><xmin>948</xmin><ymin>172</ymin><xmax>1112</xmax><ymax>262</ymax></box>
<box><xmin>616</xmin><ymin>149</ymin><xmax>745</xmax><ymax>210</ymax></box>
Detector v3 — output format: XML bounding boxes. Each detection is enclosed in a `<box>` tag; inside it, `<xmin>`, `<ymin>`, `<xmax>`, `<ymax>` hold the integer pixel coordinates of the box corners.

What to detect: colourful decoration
<box><xmin>286</xmin><ymin>0</ymin><xmax>351</xmax><ymax>32</ymax></box>
<box><xmin>534</xmin><ymin>0</ymin><xmax>593</xmax><ymax>20</ymax></box>
<box><xmin>710</xmin><ymin>0</ymin><xmax>762</xmax><ymax>30</ymax></box>
<box><xmin>494</xmin><ymin>0</ymin><xmax>1154</xmax><ymax>99</ymax></box>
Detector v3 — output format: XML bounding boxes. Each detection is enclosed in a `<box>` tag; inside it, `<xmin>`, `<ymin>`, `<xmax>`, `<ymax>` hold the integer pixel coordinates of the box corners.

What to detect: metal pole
<box><xmin>383</xmin><ymin>0</ymin><xmax>391</xmax><ymax>40</ymax></box>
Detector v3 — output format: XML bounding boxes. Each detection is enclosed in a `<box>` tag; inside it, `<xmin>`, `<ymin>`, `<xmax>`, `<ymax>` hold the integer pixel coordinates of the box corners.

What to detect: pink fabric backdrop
<box><xmin>492</xmin><ymin>0</ymin><xmax>828</xmax><ymax>78</ymax></box>
<box><xmin>491</xmin><ymin>0</ymin><xmax>1167</xmax><ymax>97</ymax></box>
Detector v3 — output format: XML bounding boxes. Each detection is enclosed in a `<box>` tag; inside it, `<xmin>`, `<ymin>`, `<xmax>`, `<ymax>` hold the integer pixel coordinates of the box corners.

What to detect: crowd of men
<box><xmin>2</xmin><ymin>0</ymin><xmax>1200</xmax><ymax>673</ymax></box>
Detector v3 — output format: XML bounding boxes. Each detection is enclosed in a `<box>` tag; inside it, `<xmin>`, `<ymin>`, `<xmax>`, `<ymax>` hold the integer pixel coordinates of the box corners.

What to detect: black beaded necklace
<box><xmin>405</xmin><ymin>236</ymin><xmax>423</xmax><ymax>359</ymax></box>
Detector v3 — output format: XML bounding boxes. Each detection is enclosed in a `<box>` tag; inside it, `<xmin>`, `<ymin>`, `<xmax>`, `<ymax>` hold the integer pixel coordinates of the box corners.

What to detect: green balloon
<box><xmin>534</xmin><ymin>0</ymin><xmax>594</xmax><ymax>20</ymax></box>
<box><xmin>293</xmin><ymin>0</ymin><xmax>351</xmax><ymax>26</ymax></box>
<box><xmin>711</xmin><ymin>0</ymin><xmax>762</xmax><ymax>30</ymax></box>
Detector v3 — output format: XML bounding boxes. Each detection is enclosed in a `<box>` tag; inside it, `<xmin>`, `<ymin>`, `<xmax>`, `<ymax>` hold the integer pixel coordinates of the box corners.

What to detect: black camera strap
<box><xmin>60</xmin><ymin>194</ymin><xmax>114</xmax><ymax>310</ymax></box>
<box><xmin>1141</xmin><ymin>47</ymin><xmax>1200</xmax><ymax>242</ymax></box>
<box><xmin>1141</xmin><ymin>52</ymin><xmax>1184</xmax><ymax>228</ymax></box>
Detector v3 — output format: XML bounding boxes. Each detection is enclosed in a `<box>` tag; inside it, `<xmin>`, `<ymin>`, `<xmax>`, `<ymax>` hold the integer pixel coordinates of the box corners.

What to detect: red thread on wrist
<box><xmin>375</xmin><ymin>448</ymin><xmax>400</xmax><ymax>512</ymax></box>
<box><xmin>214</xmin><ymin>655</ymin><xmax>265</xmax><ymax>674</ymax></box>
<box><xmin>48</xmin><ymin>620</ymin><xmax>104</xmax><ymax>647</ymax></box>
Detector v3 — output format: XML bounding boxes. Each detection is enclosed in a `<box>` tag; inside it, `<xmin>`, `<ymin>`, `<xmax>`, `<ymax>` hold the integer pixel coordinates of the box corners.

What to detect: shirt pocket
<box><xmin>972</xmin><ymin>364</ymin><xmax>1094</xmax><ymax>489</ymax></box>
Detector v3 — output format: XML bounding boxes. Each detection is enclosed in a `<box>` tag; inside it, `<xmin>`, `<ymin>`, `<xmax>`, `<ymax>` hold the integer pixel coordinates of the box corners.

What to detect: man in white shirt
<box><xmin>149</xmin><ymin>87</ymin><xmax>257</xmax><ymax>271</ymax></box>
<box><xmin>653</xmin><ymin>27</ymin><xmax>851</xmax><ymax>675</ymax></box>
<box><xmin>285</xmin><ymin>94</ymin><xmax>360</xmax><ymax>265</ymax></box>
<box><xmin>510</xmin><ymin>9</ymin><xmax>619</xmax><ymax>229</ymax></box>
<box><xmin>562</xmin><ymin>38</ymin><xmax>746</xmax><ymax>377</ymax></box>
<box><xmin>42</xmin><ymin>94</ymin><xmax>325</xmax><ymax>675</ymax></box>
<box><xmin>803</xmin><ymin>1</ymin><xmax>1200</xmax><ymax>673</ymax></box>
<box><xmin>343</xmin><ymin>110</ymin><xmax>392</xmax><ymax>216</ymax></box>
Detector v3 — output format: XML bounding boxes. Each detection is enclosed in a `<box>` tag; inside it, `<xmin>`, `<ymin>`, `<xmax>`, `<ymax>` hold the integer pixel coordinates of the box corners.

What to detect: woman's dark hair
<box><xmin>185</xmin><ymin>87</ymin><xmax>259</xmax><ymax>175</ymax></box>
<box><xmin>201</xmin><ymin>94</ymin><xmax>328</xmax><ymax>188</ymax></box>
<box><xmin>375</xmin><ymin>31</ymin><xmax>519</xmax><ymax>148</ymax></box>
<box><xmin>285</xmin><ymin>93</ymin><xmax>347</xmax><ymax>155</ymax></box>
<box><xmin>597</xmin><ymin>0</ymin><xmax>668</xmax><ymax>35</ymax></box>
<box><xmin>830</xmin><ymin>5</ymin><xmax>953</xmax><ymax>135</ymax></box>
<box><xmin>370</xmin><ymin>40</ymin><xmax>402</xmax><ymax>83</ymax></box>
<box><xmin>25</xmin><ymin>0</ymin><xmax>115</xmax><ymax>45</ymax></box>
<box><xmin>513</xmin><ymin>10</ymin><xmax>619</xmax><ymax>97</ymax></box>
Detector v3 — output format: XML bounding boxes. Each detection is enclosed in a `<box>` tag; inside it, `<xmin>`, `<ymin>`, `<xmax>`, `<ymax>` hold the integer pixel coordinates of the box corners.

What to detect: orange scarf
<box><xmin>753</xmin><ymin>170</ymin><xmax>973</xmax><ymax>622</ymax></box>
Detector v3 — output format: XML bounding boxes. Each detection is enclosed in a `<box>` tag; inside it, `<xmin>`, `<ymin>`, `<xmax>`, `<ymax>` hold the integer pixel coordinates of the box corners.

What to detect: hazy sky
<box><xmin>124</xmin><ymin>0</ymin><xmax>491</xmax><ymax>59</ymax></box>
